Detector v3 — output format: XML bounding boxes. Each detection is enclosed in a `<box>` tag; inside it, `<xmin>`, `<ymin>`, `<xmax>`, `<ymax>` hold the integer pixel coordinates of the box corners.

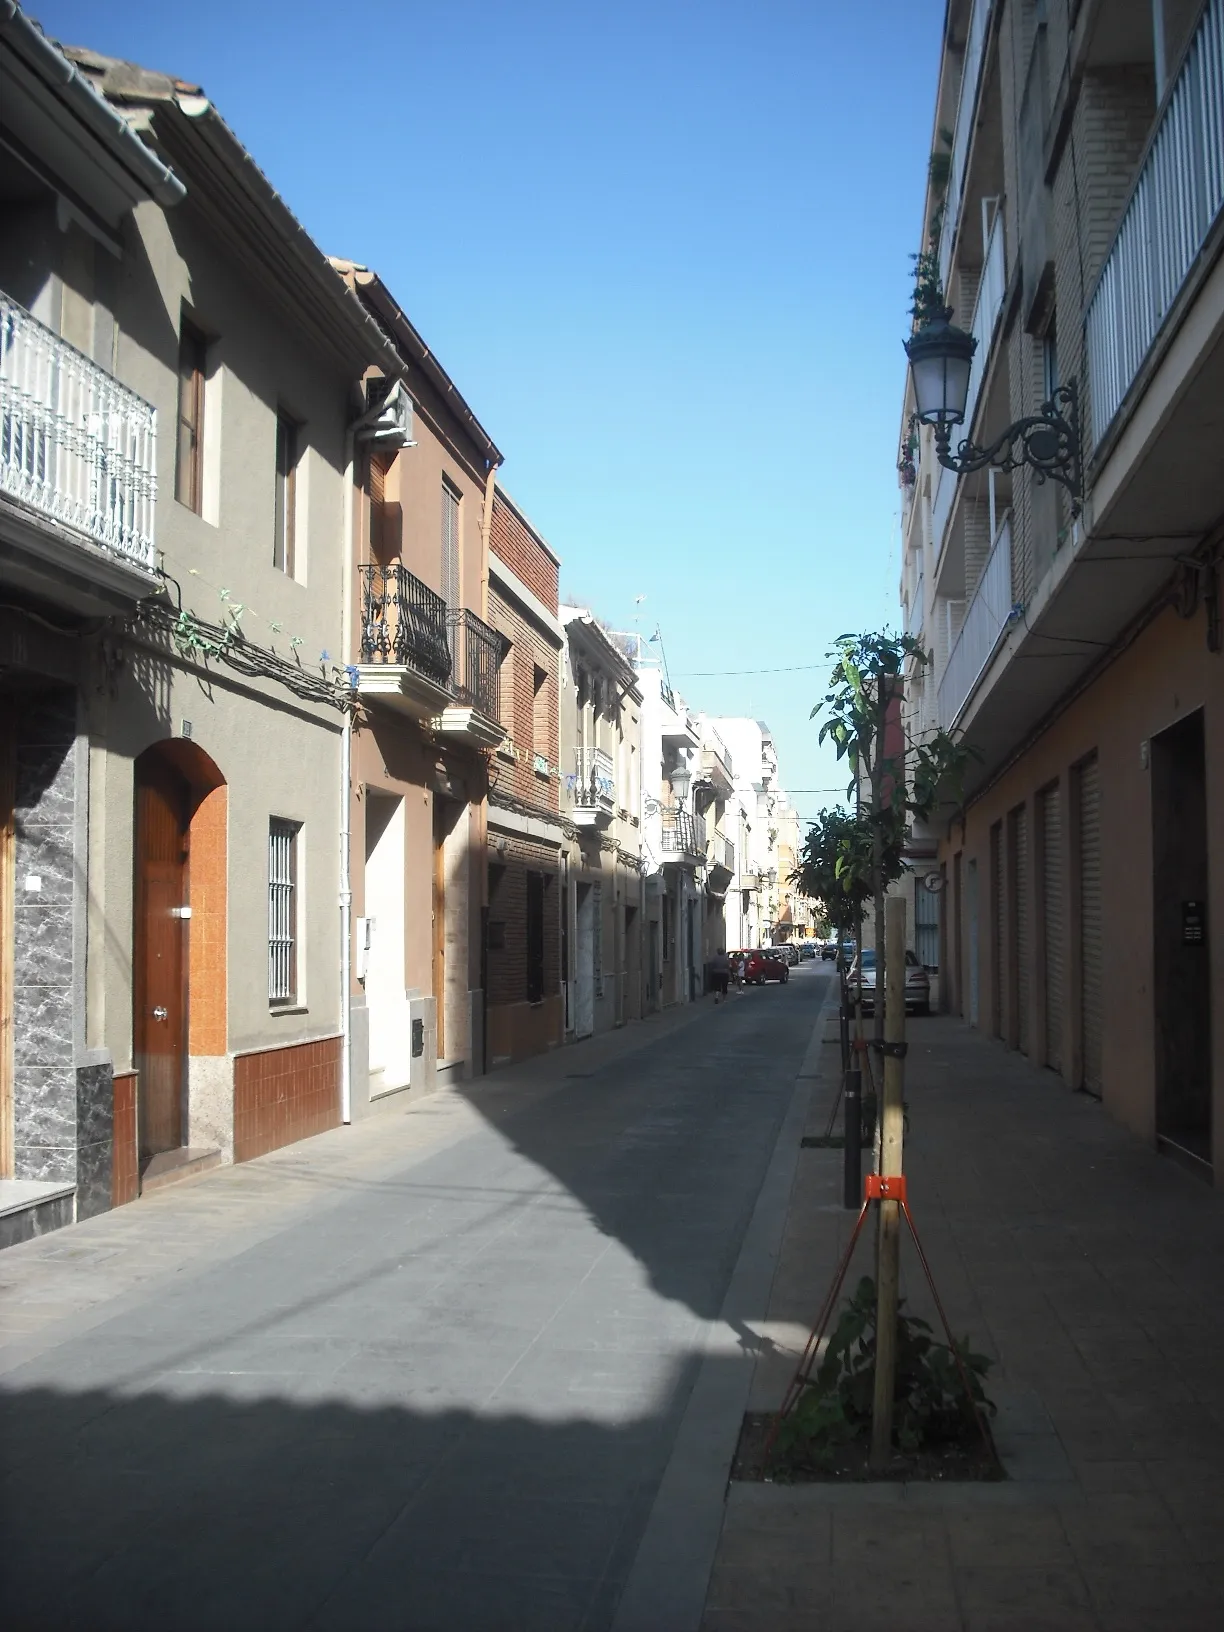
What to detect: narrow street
<box><xmin>0</xmin><ymin>968</ymin><xmax>829</xmax><ymax>1632</ymax></box>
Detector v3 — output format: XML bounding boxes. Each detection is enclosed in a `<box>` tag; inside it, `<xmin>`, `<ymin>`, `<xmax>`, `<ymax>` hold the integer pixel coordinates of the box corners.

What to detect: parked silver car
<box><xmin>846</xmin><ymin>948</ymin><xmax>931</xmax><ymax>1015</ymax></box>
<box><xmin>774</xmin><ymin>942</ymin><xmax>800</xmax><ymax>966</ymax></box>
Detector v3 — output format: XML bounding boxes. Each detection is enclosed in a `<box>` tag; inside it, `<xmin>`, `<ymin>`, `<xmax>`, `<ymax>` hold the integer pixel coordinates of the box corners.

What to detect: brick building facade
<box><xmin>486</xmin><ymin>489</ymin><xmax>567</xmax><ymax>1065</ymax></box>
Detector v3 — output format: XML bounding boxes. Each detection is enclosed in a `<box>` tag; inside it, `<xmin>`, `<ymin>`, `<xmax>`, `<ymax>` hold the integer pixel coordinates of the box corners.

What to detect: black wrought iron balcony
<box><xmin>447</xmin><ymin>607</ymin><xmax>503</xmax><ymax>722</ymax></box>
<box><xmin>661</xmin><ymin>809</ymin><xmax>706</xmax><ymax>860</ymax></box>
<box><xmin>359</xmin><ymin>562</ymin><xmax>451</xmax><ymax>683</ymax></box>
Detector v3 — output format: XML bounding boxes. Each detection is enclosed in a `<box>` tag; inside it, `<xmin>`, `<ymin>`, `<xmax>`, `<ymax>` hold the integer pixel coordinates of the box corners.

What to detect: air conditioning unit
<box><xmin>357</xmin><ymin>376</ymin><xmax>415</xmax><ymax>447</ymax></box>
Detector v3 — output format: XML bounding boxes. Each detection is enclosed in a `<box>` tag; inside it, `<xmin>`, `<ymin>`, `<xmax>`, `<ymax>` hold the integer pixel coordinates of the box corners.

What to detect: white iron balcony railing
<box><xmin>0</xmin><ymin>290</ymin><xmax>157</xmax><ymax>570</ymax></box>
<box><xmin>930</xmin><ymin>203</ymin><xmax>1006</xmax><ymax>560</ymax></box>
<box><xmin>574</xmin><ymin>746</ymin><xmax>615</xmax><ymax>810</ymax></box>
<box><xmin>1085</xmin><ymin>0</ymin><xmax>1224</xmax><ymax>447</ymax></box>
<box><xmin>939</xmin><ymin>0</ymin><xmax>993</xmax><ymax>293</ymax></box>
<box><xmin>938</xmin><ymin>511</ymin><xmax>1013</xmax><ymax>729</ymax></box>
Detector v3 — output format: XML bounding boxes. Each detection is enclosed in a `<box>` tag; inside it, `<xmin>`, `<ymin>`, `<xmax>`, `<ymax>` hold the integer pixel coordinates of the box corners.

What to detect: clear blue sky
<box><xmin>36</xmin><ymin>0</ymin><xmax>939</xmax><ymax>820</ymax></box>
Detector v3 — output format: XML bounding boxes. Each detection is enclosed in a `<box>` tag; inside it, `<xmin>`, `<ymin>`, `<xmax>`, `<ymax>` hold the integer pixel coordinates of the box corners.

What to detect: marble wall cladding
<box><xmin>77</xmin><ymin>1063</ymin><xmax>115</xmax><ymax>1221</ymax></box>
<box><xmin>11</xmin><ymin>686</ymin><xmax>81</xmax><ymax>1194</ymax></box>
<box><xmin>0</xmin><ymin>1192</ymin><xmax>74</xmax><ymax>1249</ymax></box>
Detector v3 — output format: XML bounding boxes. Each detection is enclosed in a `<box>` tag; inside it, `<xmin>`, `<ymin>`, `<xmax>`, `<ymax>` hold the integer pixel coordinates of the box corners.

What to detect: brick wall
<box><xmin>487</xmin><ymin>834</ymin><xmax>561</xmax><ymax>1006</ymax></box>
<box><xmin>233</xmin><ymin>1036</ymin><xmax>341</xmax><ymax>1163</ymax></box>
<box><xmin>490</xmin><ymin>488</ymin><xmax>559</xmax><ymax>612</ymax></box>
<box><xmin>489</xmin><ymin>586</ymin><xmax>560</xmax><ymax>810</ymax></box>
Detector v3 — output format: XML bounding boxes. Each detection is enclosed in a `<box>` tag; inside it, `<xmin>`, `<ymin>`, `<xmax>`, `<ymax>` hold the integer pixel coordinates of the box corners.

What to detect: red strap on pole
<box><xmin>865</xmin><ymin>1173</ymin><xmax>907</xmax><ymax>1202</ymax></box>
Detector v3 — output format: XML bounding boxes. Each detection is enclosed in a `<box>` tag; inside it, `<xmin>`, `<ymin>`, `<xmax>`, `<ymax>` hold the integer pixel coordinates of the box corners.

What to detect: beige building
<box><xmin>901</xmin><ymin>0</ymin><xmax>1224</xmax><ymax>1177</ymax></box>
<box><xmin>1</xmin><ymin>21</ymin><xmax>398</xmax><ymax>1239</ymax></box>
<box><xmin>559</xmin><ymin>609</ymin><xmax>645</xmax><ymax>1036</ymax></box>
<box><xmin>332</xmin><ymin>263</ymin><xmax>505</xmax><ymax>1107</ymax></box>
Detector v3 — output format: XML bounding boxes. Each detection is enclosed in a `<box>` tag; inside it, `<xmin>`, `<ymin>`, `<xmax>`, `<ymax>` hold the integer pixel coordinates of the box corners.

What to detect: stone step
<box><xmin>140</xmin><ymin>1147</ymin><xmax>222</xmax><ymax>1196</ymax></box>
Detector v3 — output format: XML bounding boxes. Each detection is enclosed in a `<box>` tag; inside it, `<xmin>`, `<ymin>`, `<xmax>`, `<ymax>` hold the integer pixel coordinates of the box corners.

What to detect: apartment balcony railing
<box><xmin>573</xmin><ymin>746</ymin><xmax>615</xmax><ymax>820</ymax></box>
<box><xmin>905</xmin><ymin>572</ymin><xmax>925</xmax><ymax>639</ymax></box>
<box><xmin>939</xmin><ymin>0</ymin><xmax>993</xmax><ymax>292</ymax></box>
<box><xmin>1085</xmin><ymin>0</ymin><xmax>1224</xmax><ymax>447</ymax></box>
<box><xmin>937</xmin><ymin>510</ymin><xmax>1012</xmax><ymax>729</ymax></box>
<box><xmin>661</xmin><ymin>809</ymin><xmax>706</xmax><ymax>859</ymax></box>
<box><xmin>930</xmin><ymin>203</ymin><xmax>1006</xmax><ymax>558</ymax></box>
<box><xmin>447</xmin><ymin>607</ymin><xmax>503</xmax><ymax>721</ymax></box>
<box><xmin>360</xmin><ymin>562</ymin><xmax>451</xmax><ymax>682</ymax></box>
<box><xmin>0</xmin><ymin>289</ymin><xmax>157</xmax><ymax>571</ymax></box>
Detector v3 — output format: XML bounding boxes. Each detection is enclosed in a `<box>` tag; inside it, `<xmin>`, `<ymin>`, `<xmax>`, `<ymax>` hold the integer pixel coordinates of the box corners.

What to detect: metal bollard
<box><xmin>843</xmin><ymin>1067</ymin><xmax>862</xmax><ymax>1210</ymax></box>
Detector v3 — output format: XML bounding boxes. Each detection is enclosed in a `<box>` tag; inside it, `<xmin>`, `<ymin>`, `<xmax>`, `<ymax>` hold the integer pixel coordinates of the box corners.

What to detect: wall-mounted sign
<box><xmin>1183</xmin><ymin>900</ymin><xmax>1206</xmax><ymax>946</ymax></box>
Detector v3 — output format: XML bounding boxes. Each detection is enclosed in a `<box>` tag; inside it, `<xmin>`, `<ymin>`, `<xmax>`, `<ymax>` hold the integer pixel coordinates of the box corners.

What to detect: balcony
<box><xmin>357</xmin><ymin>562</ymin><xmax>453</xmax><ymax>720</ymax></box>
<box><xmin>434</xmin><ymin>608</ymin><xmax>505</xmax><ymax>748</ymax></box>
<box><xmin>706</xmin><ymin>833</ymin><xmax>735</xmax><ymax>897</ymax></box>
<box><xmin>700</xmin><ymin>730</ymin><xmax>735</xmax><ymax>796</ymax></box>
<box><xmin>661</xmin><ymin>808</ymin><xmax>706</xmax><ymax>864</ymax></box>
<box><xmin>0</xmin><ymin>290</ymin><xmax>160</xmax><ymax>612</ymax></box>
<box><xmin>905</xmin><ymin>572</ymin><xmax>925</xmax><ymax>640</ymax></box>
<box><xmin>1085</xmin><ymin>0</ymin><xmax>1224</xmax><ymax>448</ymax></box>
<box><xmin>572</xmin><ymin>746</ymin><xmax>615</xmax><ymax>828</ymax></box>
<box><xmin>939</xmin><ymin>0</ymin><xmax>993</xmax><ymax>293</ymax></box>
<box><xmin>931</xmin><ymin>204</ymin><xmax>1006</xmax><ymax>563</ymax></box>
<box><xmin>937</xmin><ymin>511</ymin><xmax>1012</xmax><ymax>730</ymax></box>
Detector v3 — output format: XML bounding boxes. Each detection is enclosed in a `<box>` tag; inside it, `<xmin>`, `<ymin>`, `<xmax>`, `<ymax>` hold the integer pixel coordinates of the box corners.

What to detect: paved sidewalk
<box><xmin>702</xmin><ymin>1014</ymin><xmax>1224</xmax><ymax>1632</ymax></box>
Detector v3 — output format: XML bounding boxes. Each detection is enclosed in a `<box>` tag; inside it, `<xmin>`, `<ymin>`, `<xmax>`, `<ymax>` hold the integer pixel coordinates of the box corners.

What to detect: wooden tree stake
<box><xmin>870</xmin><ymin>894</ymin><xmax>908</xmax><ymax>1468</ymax></box>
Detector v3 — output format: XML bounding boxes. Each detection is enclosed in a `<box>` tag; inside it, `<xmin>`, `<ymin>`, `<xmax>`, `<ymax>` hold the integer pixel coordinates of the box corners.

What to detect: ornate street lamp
<box><xmin>669</xmin><ymin>762</ymin><xmax>692</xmax><ymax>809</ymax></box>
<box><xmin>904</xmin><ymin>307</ymin><xmax>1081</xmax><ymax>512</ymax></box>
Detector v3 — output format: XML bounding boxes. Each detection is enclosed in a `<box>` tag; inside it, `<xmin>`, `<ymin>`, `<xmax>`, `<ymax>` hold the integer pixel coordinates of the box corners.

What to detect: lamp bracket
<box><xmin>935</xmin><ymin>380</ymin><xmax>1081</xmax><ymax>514</ymax></box>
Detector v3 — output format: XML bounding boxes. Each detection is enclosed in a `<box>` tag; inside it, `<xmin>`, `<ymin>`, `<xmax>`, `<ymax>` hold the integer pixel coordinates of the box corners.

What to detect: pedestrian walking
<box><xmin>712</xmin><ymin>947</ymin><xmax>731</xmax><ymax>1003</ymax></box>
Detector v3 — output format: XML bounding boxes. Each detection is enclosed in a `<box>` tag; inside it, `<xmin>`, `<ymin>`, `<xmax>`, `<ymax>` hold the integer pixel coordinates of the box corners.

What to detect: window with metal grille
<box><xmin>268</xmin><ymin>818</ymin><xmax>300</xmax><ymax>1005</ymax></box>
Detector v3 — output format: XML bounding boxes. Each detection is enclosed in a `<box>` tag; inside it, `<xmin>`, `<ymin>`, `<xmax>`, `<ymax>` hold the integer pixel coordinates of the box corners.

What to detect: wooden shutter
<box><xmin>1040</xmin><ymin>784</ymin><xmax>1064</xmax><ymax>1072</ymax></box>
<box><xmin>175</xmin><ymin>321</ymin><xmax>206</xmax><ymax>513</ymax></box>
<box><xmin>1013</xmin><ymin>804</ymin><xmax>1030</xmax><ymax>1054</ymax></box>
<box><xmin>1078</xmin><ymin>757</ymin><xmax>1104</xmax><ymax>1098</ymax></box>
<box><xmin>441</xmin><ymin>479</ymin><xmax>460</xmax><ymax>609</ymax></box>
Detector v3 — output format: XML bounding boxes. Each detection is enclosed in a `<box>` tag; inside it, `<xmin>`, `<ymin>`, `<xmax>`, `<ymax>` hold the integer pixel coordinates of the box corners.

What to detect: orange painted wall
<box><xmin>942</xmin><ymin>599</ymin><xmax>1223</xmax><ymax>1163</ymax></box>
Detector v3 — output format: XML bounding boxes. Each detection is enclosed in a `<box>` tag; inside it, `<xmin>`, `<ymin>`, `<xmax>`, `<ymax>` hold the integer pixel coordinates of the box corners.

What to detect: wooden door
<box><xmin>432</xmin><ymin>798</ymin><xmax>446</xmax><ymax>1063</ymax></box>
<box><xmin>134</xmin><ymin>755</ymin><xmax>189</xmax><ymax>1160</ymax></box>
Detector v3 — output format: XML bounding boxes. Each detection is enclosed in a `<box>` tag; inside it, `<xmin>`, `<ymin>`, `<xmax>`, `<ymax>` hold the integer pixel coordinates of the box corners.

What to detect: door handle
<box><xmin>152</xmin><ymin>1006</ymin><xmax>168</xmax><ymax>1021</ymax></box>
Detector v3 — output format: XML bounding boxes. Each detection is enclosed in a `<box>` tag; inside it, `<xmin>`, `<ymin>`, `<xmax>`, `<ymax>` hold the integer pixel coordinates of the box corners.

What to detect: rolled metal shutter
<box><xmin>1014</xmin><ymin>805</ymin><xmax>1030</xmax><ymax>1054</ymax></box>
<box><xmin>1041</xmin><ymin>785</ymin><xmax>1064</xmax><ymax>1072</ymax></box>
<box><xmin>1079</xmin><ymin>757</ymin><xmax>1103</xmax><ymax>1098</ymax></box>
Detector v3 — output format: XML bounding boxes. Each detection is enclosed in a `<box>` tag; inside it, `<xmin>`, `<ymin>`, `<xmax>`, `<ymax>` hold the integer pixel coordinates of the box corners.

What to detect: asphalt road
<box><xmin>0</xmin><ymin>966</ymin><xmax>830</xmax><ymax>1632</ymax></box>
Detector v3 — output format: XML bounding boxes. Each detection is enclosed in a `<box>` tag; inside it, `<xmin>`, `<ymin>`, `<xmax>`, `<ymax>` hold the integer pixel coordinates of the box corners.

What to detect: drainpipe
<box><xmin>339</xmin><ymin>428</ymin><xmax>356</xmax><ymax>1124</ymax></box>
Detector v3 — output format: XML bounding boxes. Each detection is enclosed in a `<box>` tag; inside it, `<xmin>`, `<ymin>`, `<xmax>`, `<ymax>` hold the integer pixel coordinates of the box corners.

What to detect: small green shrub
<box><xmin>775</xmin><ymin>1275</ymin><xmax>994</xmax><ymax>1465</ymax></box>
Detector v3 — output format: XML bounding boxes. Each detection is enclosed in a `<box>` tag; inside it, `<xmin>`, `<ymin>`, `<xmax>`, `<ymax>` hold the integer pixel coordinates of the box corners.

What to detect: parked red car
<box><xmin>736</xmin><ymin>949</ymin><xmax>790</xmax><ymax>986</ymax></box>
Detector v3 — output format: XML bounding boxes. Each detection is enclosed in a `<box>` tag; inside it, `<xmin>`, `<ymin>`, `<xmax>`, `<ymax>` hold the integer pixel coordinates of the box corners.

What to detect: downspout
<box><xmin>339</xmin><ymin>427</ymin><xmax>356</xmax><ymax>1124</ymax></box>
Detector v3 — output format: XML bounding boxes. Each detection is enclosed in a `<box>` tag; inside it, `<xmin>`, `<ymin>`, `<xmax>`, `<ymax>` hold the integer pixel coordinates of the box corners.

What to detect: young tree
<box><xmin>812</xmin><ymin>632</ymin><xmax>973</xmax><ymax>1039</ymax></box>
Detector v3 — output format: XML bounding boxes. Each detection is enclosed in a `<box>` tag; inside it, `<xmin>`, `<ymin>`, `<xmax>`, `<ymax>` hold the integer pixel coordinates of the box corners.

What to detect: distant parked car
<box><xmin>846</xmin><ymin>948</ymin><xmax>930</xmax><ymax>1015</ymax></box>
<box><xmin>798</xmin><ymin>942</ymin><xmax>817</xmax><ymax>961</ymax></box>
<box><xmin>774</xmin><ymin>942</ymin><xmax>799</xmax><ymax>966</ymax></box>
<box><xmin>741</xmin><ymin>948</ymin><xmax>790</xmax><ymax>985</ymax></box>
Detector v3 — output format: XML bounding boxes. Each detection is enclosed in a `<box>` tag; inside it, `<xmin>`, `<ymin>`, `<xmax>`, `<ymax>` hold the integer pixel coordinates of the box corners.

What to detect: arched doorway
<box><xmin>133</xmin><ymin>741</ymin><xmax>226</xmax><ymax>1168</ymax></box>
